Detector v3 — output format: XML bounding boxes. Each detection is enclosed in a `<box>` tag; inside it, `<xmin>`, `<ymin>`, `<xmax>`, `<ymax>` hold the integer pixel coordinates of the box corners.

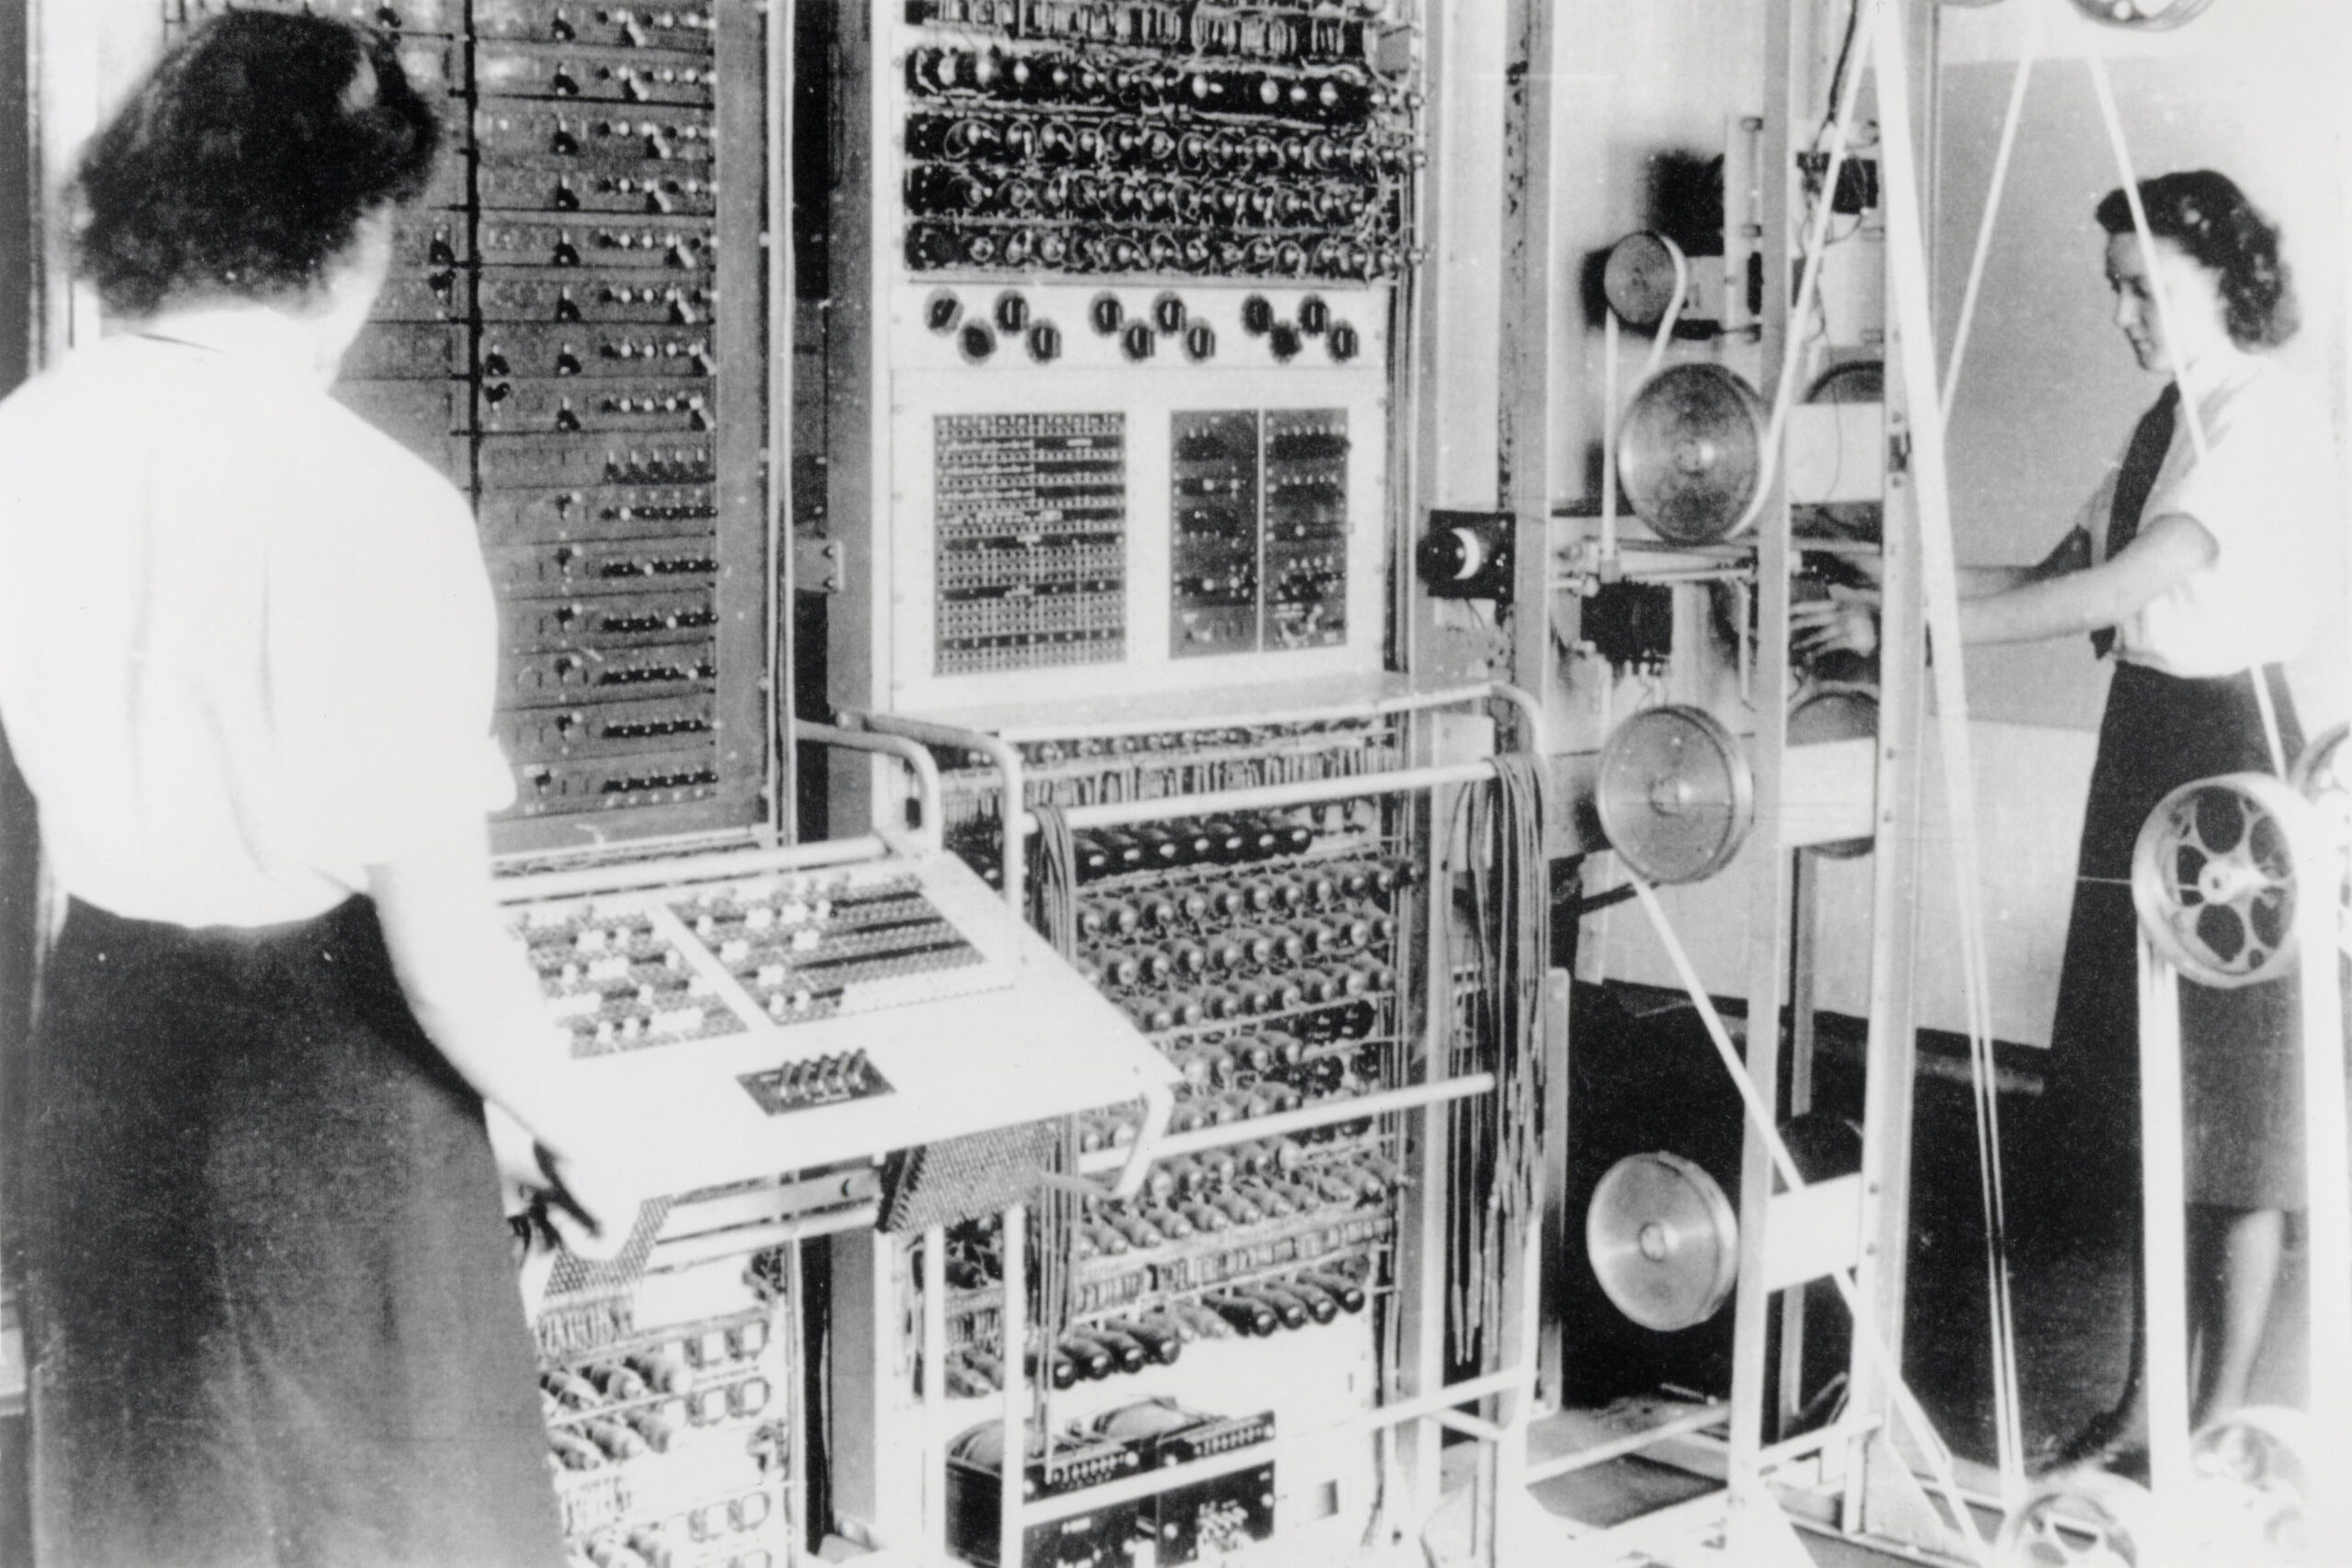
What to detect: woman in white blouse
<box><xmin>1799</xmin><ymin>170</ymin><xmax>2326</xmax><ymax>1473</ymax></box>
<box><xmin>0</xmin><ymin>16</ymin><xmax>644</xmax><ymax>1565</ymax></box>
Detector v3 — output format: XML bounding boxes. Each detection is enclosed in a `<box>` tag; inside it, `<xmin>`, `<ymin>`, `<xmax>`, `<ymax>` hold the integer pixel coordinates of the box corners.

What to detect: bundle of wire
<box><xmin>1446</xmin><ymin>753</ymin><xmax>1551</xmax><ymax>1364</ymax></box>
<box><xmin>1009</xmin><ymin>802</ymin><xmax>1082</xmax><ymax>1457</ymax></box>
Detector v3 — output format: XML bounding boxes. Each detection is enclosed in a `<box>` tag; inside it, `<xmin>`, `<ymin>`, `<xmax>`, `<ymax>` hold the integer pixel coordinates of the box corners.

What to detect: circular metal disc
<box><xmin>2131</xmin><ymin>772</ymin><xmax>2323</xmax><ymax>989</ymax></box>
<box><xmin>1586</xmin><ymin>1151</ymin><xmax>1738</xmax><ymax>1332</ymax></box>
<box><xmin>1619</xmin><ymin>363</ymin><xmax>1770</xmax><ymax>545</ymax></box>
<box><xmin>1996</xmin><ymin>1471</ymin><xmax>2160</xmax><ymax>1568</ymax></box>
<box><xmin>1602</xmin><ymin>231</ymin><xmax>1683</xmax><ymax>328</ymax></box>
<box><xmin>1597</xmin><ymin>705</ymin><xmax>1755</xmax><ymax>886</ymax></box>
<box><xmin>1790</xmin><ymin>689</ymin><xmax>1879</xmax><ymax>859</ymax></box>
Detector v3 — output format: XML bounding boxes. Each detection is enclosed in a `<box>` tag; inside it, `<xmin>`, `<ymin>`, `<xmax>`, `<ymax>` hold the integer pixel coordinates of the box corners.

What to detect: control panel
<box><xmin>824</xmin><ymin>1</ymin><xmax>1419</xmax><ymax>716</ymax></box>
<box><xmin>175</xmin><ymin>0</ymin><xmax>771</xmax><ymax>853</ymax></box>
<box><xmin>497</xmin><ymin>845</ymin><xmax>1179</xmax><ymax>1192</ymax></box>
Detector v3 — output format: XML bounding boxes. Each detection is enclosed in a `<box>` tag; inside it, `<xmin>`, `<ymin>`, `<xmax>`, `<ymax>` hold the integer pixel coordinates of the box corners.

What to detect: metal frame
<box><xmin>1477</xmin><ymin>0</ymin><xmax>1974</xmax><ymax>1561</ymax></box>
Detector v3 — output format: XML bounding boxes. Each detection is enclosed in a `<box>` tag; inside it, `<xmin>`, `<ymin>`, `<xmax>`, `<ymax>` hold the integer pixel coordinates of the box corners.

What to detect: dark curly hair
<box><xmin>2097</xmin><ymin>170</ymin><xmax>2297</xmax><ymax>349</ymax></box>
<box><xmin>74</xmin><ymin>13</ymin><xmax>440</xmax><ymax>317</ymax></box>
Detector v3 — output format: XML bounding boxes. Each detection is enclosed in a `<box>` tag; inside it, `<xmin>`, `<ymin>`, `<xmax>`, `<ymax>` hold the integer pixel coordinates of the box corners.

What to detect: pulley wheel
<box><xmin>2189</xmin><ymin>1405</ymin><xmax>2310</xmax><ymax>1563</ymax></box>
<box><xmin>1789</xmin><ymin>689</ymin><xmax>1879</xmax><ymax>859</ymax></box>
<box><xmin>1602</xmin><ymin>231</ymin><xmax>1684</xmax><ymax>329</ymax></box>
<box><xmin>1619</xmin><ymin>362</ymin><xmax>1770</xmax><ymax>545</ymax></box>
<box><xmin>2131</xmin><ymin>772</ymin><xmax>2322</xmax><ymax>988</ymax></box>
<box><xmin>1586</xmin><ymin>1151</ymin><xmax>1738</xmax><ymax>1332</ymax></box>
<box><xmin>1597</xmin><ymin>705</ymin><xmax>1755</xmax><ymax>886</ymax></box>
<box><xmin>1996</xmin><ymin>1471</ymin><xmax>2160</xmax><ymax>1567</ymax></box>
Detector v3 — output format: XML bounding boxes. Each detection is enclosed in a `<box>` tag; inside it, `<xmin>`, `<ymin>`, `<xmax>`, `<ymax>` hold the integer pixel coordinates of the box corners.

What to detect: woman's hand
<box><xmin>1792</xmin><ymin>583</ymin><xmax>1881</xmax><ymax>659</ymax></box>
<box><xmin>527</xmin><ymin>1142</ymin><xmax>659</xmax><ymax>1263</ymax></box>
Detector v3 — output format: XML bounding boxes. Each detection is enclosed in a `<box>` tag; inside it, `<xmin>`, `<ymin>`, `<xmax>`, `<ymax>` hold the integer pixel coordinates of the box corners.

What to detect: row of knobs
<box><xmin>1075</xmin><ymin>813</ymin><xmax>1317</xmax><ymax>879</ymax></box>
<box><xmin>1012</xmin><ymin>727</ymin><xmax>1384</xmax><ymax>766</ymax></box>
<box><xmin>1077</xmin><ymin>858</ymin><xmax>1402</xmax><ymax>924</ymax></box>
<box><xmin>1074</xmin><ymin>1019</ymin><xmax>1385</xmax><ymax>1152</ymax></box>
<box><xmin>905</xmin><ymin>221</ymin><xmax>1403</xmax><ymax>281</ymax></box>
<box><xmin>1117</xmin><ymin>974</ymin><xmax>1388</xmax><ymax>1032</ymax></box>
<box><xmin>906</xmin><ymin>49</ymin><xmax>1398</xmax><ymax>125</ymax></box>
<box><xmin>1087</xmin><ymin>910</ymin><xmax>1395</xmax><ymax>975</ymax></box>
<box><xmin>944</xmin><ymin>1269</ymin><xmax>1370</xmax><ymax>1394</ymax></box>
<box><xmin>908</xmin><ymin>114</ymin><xmax>1409</xmax><ymax>177</ymax></box>
<box><xmin>906</xmin><ymin>164</ymin><xmax>1379</xmax><ymax>228</ymax></box>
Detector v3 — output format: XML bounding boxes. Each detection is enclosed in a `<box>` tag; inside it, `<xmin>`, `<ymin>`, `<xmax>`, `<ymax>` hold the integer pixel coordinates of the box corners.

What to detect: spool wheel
<box><xmin>1996</xmin><ymin>1471</ymin><xmax>2161</xmax><ymax>1567</ymax></box>
<box><xmin>1618</xmin><ymin>362</ymin><xmax>1770</xmax><ymax>545</ymax></box>
<box><xmin>2189</xmin><ymin>1405</ymin><xmax>2310</xmax><ymax>1563</ymax></box>
<box><xmin>1585</xmin><ymin>1151</ymin><xmax>1738</xmax><ymax>1333</ymax></box>
<box><xmin>1596</xmin><ymin>705</ymin><xmax>1755</xmax><ymax>886</ymax></box>
<box><xmin>1602</xmin><ymin>231</ymin><xmax>1684</xmax><ymax>329</ymax></box>
<box><xmin>2131</xmin><ymin>773</ymin><xmax>2322</xmax><ymax>989</ymax></box>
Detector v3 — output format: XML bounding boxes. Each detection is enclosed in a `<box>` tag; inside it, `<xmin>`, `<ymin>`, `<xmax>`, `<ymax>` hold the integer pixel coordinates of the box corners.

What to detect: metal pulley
<box><xmin>1596</xmin><ymin>705</ymin><xmax>1755</xmax><ymax>886</ymax></box>
<box><xmin>1996</xmin><ymin>1469</ymin><xmax>2160</xmax><ymax>1567</ymax></box>
<box><xmin>1585</xmin><ymin>1151</ymin><xmax>1738</xmax><ymax>1333</ymax></box>
<box><xmin>1601</xmin><ymin>231</ymin><xmax>1686</xmax><ymax>329</ymax></box>
<box><xmin>1617</xmin><ymin>362</ymin><xmax>1770</xmax><ymax>546</ymax></box>
<box><xmin>2131</xmin><ymin>772</ymin><xmax>2324</xmax><ymax>988</ymax></box>
<box><xmin>1788</xmin><ymin>690</ymin><xmax>1879</xmax><ymax>859</ymax></box>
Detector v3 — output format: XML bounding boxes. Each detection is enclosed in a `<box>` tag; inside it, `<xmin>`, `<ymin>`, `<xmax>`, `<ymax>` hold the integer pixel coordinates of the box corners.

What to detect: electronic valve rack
<box><xmin>808</xmin><ymin>5</ymin><xmax>1552</xmax><ymax>1567</ymax></box>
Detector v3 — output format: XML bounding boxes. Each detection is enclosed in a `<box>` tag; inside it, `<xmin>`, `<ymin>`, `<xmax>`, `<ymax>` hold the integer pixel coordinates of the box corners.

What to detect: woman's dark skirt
<box><xmin>21</xmin><ymin>897</ymin><xmax>565</xmax><ymax>1568</ymax></box>
<box><xmin>2042</xmin><ymin>660</ymin><xmax>2305</xmax><ymax>1238</ymax></box>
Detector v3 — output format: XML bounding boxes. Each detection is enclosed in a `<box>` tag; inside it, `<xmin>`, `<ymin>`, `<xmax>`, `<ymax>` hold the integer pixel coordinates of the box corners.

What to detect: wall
<box><xmin>1577</xmin><ymin>0</ymin><xmax>2350</xmax><ymax>1046</ymax></box>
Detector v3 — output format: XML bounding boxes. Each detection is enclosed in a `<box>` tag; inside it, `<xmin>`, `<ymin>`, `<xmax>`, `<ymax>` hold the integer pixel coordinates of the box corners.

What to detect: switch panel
<box><xmin>173</xmin><ymin>0</ymin><xmax>771</xmax><ymax>852</ymax></box>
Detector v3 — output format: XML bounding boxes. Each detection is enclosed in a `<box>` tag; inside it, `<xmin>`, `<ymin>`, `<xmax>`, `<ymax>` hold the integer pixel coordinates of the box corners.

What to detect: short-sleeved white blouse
<box><xmin>0</xmin><ymin>305</ymin><xmax>514</xmax><ymax>928</ymax></box>
<box><xmin>2087</xmin><ymin>358</ymin><xmax>2331</xmax><ymax>678</ymax></box>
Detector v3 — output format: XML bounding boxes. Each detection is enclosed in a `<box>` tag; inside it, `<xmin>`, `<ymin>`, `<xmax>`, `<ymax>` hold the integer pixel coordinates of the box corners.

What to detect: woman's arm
<box><xmin>368</xmin><ymin>825</ymin><xmax>653</xmax><ymax>1256</ymax></box>
<box><xmin>1955</xmin><ymin>526</ymin><xmax>2094</xmax><ymax>598</ymax></box>
<box><xmin>1957</xmin><ymin>513</ymin><xmax>2212</xmax><ymax>644</ymax></box>
<box><xmin>1794</xmin><ymin>516</ymin><xmax>2209</xmax><ymax>656</ymax></box>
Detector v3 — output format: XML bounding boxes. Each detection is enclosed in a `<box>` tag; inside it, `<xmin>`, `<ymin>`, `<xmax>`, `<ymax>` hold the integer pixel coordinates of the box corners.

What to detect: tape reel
<box><xmin>1601</xmin><ymin>231</ymin><xmax>1685</xmax><ymax>329</ymax></box>
<box><xmin>1618</xmin><ymin>363</ymin><xmax>1770</xmax><ymax>546</ymax></box>
<box><xmin>1597</xmin><ymin>705</ymin><xmax>1755</xmax><ymax>886</ymax></box>
<box><xmin>1585</xmin><ymin>1151</ymin><xmax>1737</xmax><ymax>1333</ymax></box>
<box><xmin>2131</xmin><ymin>772</ymin><xmax>2324</xmax><ymax>989</ymax></box>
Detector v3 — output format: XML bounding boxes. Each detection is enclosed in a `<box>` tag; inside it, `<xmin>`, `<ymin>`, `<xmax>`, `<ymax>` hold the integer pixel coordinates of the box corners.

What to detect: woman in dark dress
<box><xmin>1798</xmin><ymin>170</ymin><xmax>2326</xmax><ymax>1459</ymax></box>
<box><xmin>0</xmin><ymin>17</ymin><xmax>646</xmax><ymax>1564</ymax></box>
